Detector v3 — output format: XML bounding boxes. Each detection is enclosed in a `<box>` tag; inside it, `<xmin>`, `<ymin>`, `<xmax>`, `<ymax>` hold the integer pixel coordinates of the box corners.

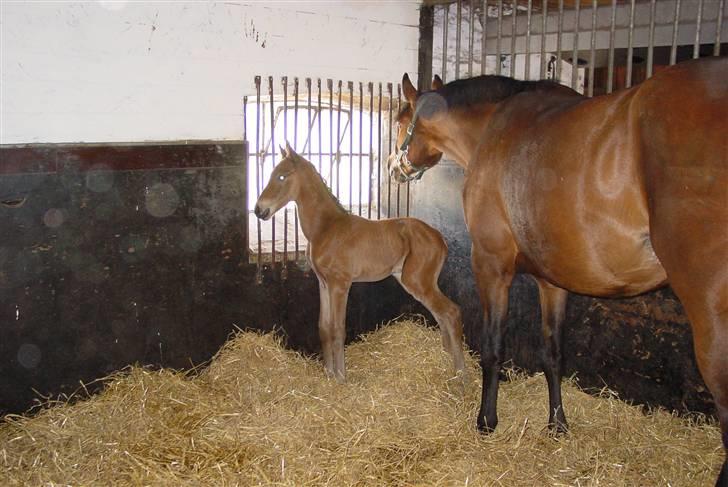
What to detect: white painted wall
<box><xmin>1</xmin><ymin>1</ymin><xmax>421</xmax><ymax>144</ymax></box>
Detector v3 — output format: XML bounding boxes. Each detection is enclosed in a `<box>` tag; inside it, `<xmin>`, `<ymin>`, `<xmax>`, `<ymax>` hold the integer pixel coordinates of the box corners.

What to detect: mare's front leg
<box><xmin>321</xmin><ymin>278</ymin><xmax>351</xmax><ymax>382</ymax></box>
<box><xmin>472</xmin><ymin>244</ymin><xmax>515</xmax><ymax>433</ymax></box>
<box><xmin>534</xmin><ymin>278</ymin><xmax>569</xmax><ymax>434</ymax></box>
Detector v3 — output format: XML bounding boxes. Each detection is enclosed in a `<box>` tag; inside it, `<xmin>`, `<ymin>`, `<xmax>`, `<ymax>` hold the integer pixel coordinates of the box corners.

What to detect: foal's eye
<box><xmin>277</xmin><ymin>174</ymin><xmax>286</xmax><ymax>181</ymax></box>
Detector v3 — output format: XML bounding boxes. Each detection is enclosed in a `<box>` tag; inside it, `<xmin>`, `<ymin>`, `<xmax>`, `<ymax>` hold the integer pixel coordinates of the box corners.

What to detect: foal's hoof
<box><xmin>547</xmin><ymin>420</ymin><xmax>569</xmax><ymax>436</ymax></box>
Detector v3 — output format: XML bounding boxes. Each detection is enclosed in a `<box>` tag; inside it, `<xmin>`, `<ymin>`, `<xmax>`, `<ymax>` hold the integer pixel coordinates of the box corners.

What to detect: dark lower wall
<box><xmin>410</xmin><ymin>161</ymin><xmax>714</xmax><ymax>416</ymax></box>
<box><xmin>0</xmin><ymin>142</ymin><xmax>415</xmax><ymax>415</ymax></box>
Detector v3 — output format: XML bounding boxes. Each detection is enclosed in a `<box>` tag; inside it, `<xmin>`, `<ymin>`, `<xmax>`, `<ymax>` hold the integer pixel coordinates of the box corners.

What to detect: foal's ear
<box><xmin>431</xmin><ymin>74</ymin><xmax>444</xmax><ymax>91</ymax></box>
<box><xmin>402</xmin><ymin>73</ymin><xmax>418</xmax><ymax>105</ymax></box>
<box><xmin>279</xmin><ymin>144</ymin><xmax>287</xmax><ymax>159</ymax></box>
<box><xmin>285</xmin><ymin>140</ymin><xmax>295</xmax><ymax>157</ymax></box>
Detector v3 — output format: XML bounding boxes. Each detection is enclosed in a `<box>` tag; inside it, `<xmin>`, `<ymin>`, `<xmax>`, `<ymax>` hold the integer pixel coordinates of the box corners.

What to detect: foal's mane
<box><xmin>292</xmin><ymin>152</ymin><xmax>349</xmax><ymax>214</ymax></box>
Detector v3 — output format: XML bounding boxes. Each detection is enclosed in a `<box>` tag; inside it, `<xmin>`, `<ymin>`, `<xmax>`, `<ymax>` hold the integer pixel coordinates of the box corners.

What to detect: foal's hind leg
<box><xmin>395</xmin><ymin>249</ymin><xmax>465</xmax><ymax>376</ymax></box>
<box><xmin>535</xmin><ymin>278</ymin><xmax>569</xmax><ymax>434</ymax></box>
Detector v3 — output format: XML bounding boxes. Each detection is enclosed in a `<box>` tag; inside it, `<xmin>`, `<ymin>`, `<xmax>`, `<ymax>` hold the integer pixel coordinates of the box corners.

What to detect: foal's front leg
<box><xmin>320</xmin><ymin>279</ymin><xmax>351</xmax><ymax>382</ymax></box>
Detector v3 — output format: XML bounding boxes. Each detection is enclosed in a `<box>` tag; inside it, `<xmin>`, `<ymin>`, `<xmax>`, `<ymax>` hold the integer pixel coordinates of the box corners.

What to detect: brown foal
<box><xmin>254</xmin><ymin>143</ymin><xmax>465</xmax><ymax>382</ymax></box>
<box><xmin>389</xmin><ymin>57</ymin><xmax>727</xmax><ymax>484</ymax></box>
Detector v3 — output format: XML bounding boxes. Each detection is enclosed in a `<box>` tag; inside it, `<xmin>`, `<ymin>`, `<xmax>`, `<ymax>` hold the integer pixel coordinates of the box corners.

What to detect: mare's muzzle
<box><xmin>254</xmin><ymin>204</ymin><xmax>270</xmax><ymax>220</ymax></box>
<box><xmin>388</xmin><ymin>149</ymin><xmax>427</xmax><ymax>183</ymax></box>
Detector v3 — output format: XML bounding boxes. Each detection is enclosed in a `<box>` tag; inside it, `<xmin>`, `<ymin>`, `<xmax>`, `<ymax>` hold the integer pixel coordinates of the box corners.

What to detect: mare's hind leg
<box><xmin>534</xmin><ymin>278</ymin><xmax>569</xmax><ymax>434</ymax></box>
<box><xmin>396</xmin><ymin>249</ymin><xmax>465</xmax><ymax>376</ymax></box>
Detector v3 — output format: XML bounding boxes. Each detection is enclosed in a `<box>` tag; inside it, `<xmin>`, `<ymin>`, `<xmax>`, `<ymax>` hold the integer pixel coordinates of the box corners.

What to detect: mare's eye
<box><xmin>278</xmin><ymin>174</ymin><xmax>286</xmax><ymax>181</ymax></box>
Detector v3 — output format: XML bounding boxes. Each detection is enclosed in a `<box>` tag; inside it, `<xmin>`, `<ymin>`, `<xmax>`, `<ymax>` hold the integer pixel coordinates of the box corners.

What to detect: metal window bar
<box><xmin>293</xmin><ymin>78</ymin><xmax>300</xmax><ymax>262</ymax></box>
<box><xmin>571</xmin><ymin>0</ymin><xmax>580</xmax><ymax>90</ymax></box>
<box><xmin>456</xmin><ymin>0</ymin><xmax>462</xmax><ymax>79</ymax></box>
<box><xmin>468</xmin><ymin>0</ymin><xmax>475</xmax><ymax>77</ymax></box>
<box><xmin>525</xmin><ymin>0</ymin><xmax>532</xmax><ymax>80</ymax></box>
<box><xmin>715</xmin><ymin>0</ymin><xmax>725</xmax><ymax>56</ymax></box>
<box><xmin>281</xmin><ymin>76</ymin><xmax>288</xmax><ymax>277</ymax></box>
<box><xmin>482</xmin><ymin>0</ymin><xmax>488</xmax><ymax>75</ymax></box>
<box><xmin>497</xmin><ymin>0</ymin><xmax>503</xmax><ymax>75</ymax></box>
<box><xmin>511</xmin><ymin>1</ymin><xmax>517</xmax><ymax>78</ymax></box>
<box><xmin>587</xmin><ymin>0</ymin><xmax>597</xmax><ymax>97</ymax></box>
<box><xmin>443</xmin><ymin>4</ymin><xmax>450</xmax><ymax>82</ymax></box>
<box><xmin>540</xmin><ymin>0</ymin><xmax>548</xmax><ymax>79</ymax></box>
<box><xmin>607</xmin><ymin>0</ymin><xmax>617</xmax><ymax>93</ymax></box>
<box><xmin>694</xmin><ymin>0</ymin><xmax>704</xmax><ymax>59</ymax></box>
<box><xmin>671</xmin><ymin>0</ymin><xmax>681</xmax><ymax>66</ymax></box>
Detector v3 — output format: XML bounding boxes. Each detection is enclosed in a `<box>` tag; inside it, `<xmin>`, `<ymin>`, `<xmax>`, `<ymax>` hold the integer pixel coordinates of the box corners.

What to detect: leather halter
<box><xmin>392</xmin><ymin>103</ymin><xmax>428</xmax><ymax>182</ymax></box>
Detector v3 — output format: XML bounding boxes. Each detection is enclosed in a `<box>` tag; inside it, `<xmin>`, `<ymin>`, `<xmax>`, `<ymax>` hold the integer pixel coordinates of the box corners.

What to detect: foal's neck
<box><xmin>294</xmin><ymin>167</ymin><xmax>347</xmax><ymax>243</ymax></box>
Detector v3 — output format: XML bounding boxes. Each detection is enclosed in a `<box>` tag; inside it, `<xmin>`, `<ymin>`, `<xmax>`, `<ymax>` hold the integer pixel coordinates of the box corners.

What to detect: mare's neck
<box><xmin>294</xmin><ymin>170</ymin><xmax>346</xmax><ymax>243</ymax></box>
<box><xmin>433</xmin><ymin>105</ymin><xmax>495</xmax><ymax>169</ymax></box>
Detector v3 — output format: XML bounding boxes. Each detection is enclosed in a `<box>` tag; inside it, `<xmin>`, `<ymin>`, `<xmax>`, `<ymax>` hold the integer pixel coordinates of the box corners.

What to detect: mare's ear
<box><xmin>402</xmin><ymin>73</ymin><xmax>418</xmax><ymax>105</ymax></box>
<box><xmin>431</xmin><ymin>74</ymin><xmax>444</xmax><ymax>90</ymax></box>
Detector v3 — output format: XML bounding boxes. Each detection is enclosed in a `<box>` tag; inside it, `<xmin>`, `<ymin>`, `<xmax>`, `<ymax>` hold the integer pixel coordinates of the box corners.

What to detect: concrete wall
<box><xmin>1</xmin><ymin>1</ymin><xmax>421</xmax><ymax>144</ymax></box>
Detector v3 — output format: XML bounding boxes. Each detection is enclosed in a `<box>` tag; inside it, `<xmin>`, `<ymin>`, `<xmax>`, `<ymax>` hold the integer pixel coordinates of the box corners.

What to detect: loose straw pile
<box><xmin>1</xmin><ymin>319</ymin><xmax>722</xmax><ymax>486</ymax></box>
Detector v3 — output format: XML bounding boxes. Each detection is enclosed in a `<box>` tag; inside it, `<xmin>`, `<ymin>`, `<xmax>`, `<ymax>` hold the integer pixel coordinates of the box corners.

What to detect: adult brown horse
<box><xmin>389</xmin><ymin>57</ymin><xmax>727</xmax><ymax>484</ymax></box>
<box><xmin>255</xmin><ymin>143</ymin><xmax>466</xmax><ymax>382</ymax></box>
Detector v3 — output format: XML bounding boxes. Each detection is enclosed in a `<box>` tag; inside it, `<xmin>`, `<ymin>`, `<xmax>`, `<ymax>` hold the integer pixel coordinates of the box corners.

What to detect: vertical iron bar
<box><xmin>443</xmin><ymin>4</ymin><xmax>450</xmax><ymax>82</ymax></box>
<box><xmin>386</xmin><ymin>82</ymin><xmax>393</xmax><ymax>218</ymax></box>
<box><xmin>317</xmin><ymin>79</ymin><xmax>322</xmax><ymax>174</ymax></box>
<box><xmin>511</xmin><ymin>1</ymin><xmax>517</xmax><ymax>78</ymax></box>
<box><xmin>396</xmin><ymin>85</ymin><xmax>402</xmax><ymax>217</ymax></box>
<box><xmin>540</xmin><ymin>0</ymin><xmax>548</xmax><ymax>80</ymax></box>
<box><xmin>497</xmin><ymin>0</ymin><xmax>503</xmax><ymax>75</ymax></box>
<box><xmin>607</xmin><ymin>0</ymin><xmax>617</xmax><ymax>93</ymax></box>
<box><xmin>358</xmin><ymin>82</ymin><xmax>364</xmax><ymax>217</ymax></box>
<box><xmin>377</xmin><ymin>82</ymin><xmax>382</xmax><ymax>220</ymax></box>
<box><xmin>715</xmin><ymin>0</ymin><xmax>725</xmax><ymax>56</ymax></box>
<box><xmin>468</xmin><ymin>0</ymin><xmax>475</xmax><ymax>77</ymax></box>
<box><xmin>243</xmin><ymin>95</ymin><xmax>250</xmax><ymax>263</ymax></box>
<box><xmin>525</xmin><ymin>0</ymin><xmax>532</xmax><ymax>80</ymax></box>
<box><xmin>348</xmin><ymin>81</ymin><xmax>354</xmax><ymax>213</ymax></box>
<box><xmin>268</xmin><ymin>76</ymin><xmax>276</xmax><ymax>267</ymax></box>
<box><xmin>481</xmin><ymin>0</ymin><xmax>488</xmax><ymax>75</ymax></box>
<box><xmin>368</xmin><ymin>82</ymin><xmax>374</xmax><ymax>220</ymax></box>
<box><xmin>556</xmin><ymin>0</ymin><xmax>564</xmax><ymax>81</ymax></box>
<box><xmin>670</xmin><ymin>0</ymin><xmax>681</xmax><ymax>65</ymax></box>
<box><xmin>254</xmin><ymin>76</ymin><xmax>262</xmax><ymax>282</ymax></box>
<box><xmin>306</xmin><ymin>78</ymin><xmax>312</xmax><ymax>158</ymax></box>
<box><xmin>588</xmin><ymin>0</ymin><xmax>597</xmax><ymax>97</ymax></box>
<box><xmin>293</xmin><ymin>78</ymin><xmax>300</xmax><ymax>261</ymax></box>
<box><xmin>281</xmin><ymin>77</ymin><xmax>288</xmax><ymax>272</ymax></box>
<box><xmin>328</xmin><ymin>79</ymin><xmax>334</xmax><ymax>195</ymax></box>
<box><xmin>456</xmin><ymin>0</ymin><xmax>462</xmax><ymax>79</ymax></box>
<box><xmin>336</xmin><ymin>81</ymin><xmax>343</xmax><ymax>199</ymax></box>
<box><xmin>694</xmin><ymin>0</ymin><xmax>704</xmax><ymax>59</ymax></box>
<box><xmin>571</xmin><ymin>0</ymin><xmax>580</xmax><ymax>90</ymax></box>
<box><xmin>646</xmin><ymin>0</ymin><xmax>657</xmax><ymax>78</ymax></box>
<box><xmin>626</xmin><ymin>0</ymin><xmax>635</xmax><ymax>88</ymax></box>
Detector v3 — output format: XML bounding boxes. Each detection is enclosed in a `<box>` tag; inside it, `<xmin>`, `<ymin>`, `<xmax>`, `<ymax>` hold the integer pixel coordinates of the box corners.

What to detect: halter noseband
<box><xmin>392</xmin><ymin>103</ymin><xmax>427</xmax><ymax>182</ymax></box>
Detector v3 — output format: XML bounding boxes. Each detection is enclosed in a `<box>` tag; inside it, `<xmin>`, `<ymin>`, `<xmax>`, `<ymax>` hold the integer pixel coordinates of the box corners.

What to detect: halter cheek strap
<box><xmin>394</xmin><ymin>103</ymin><xmax>427</xmax><ymax>181</ymax></box>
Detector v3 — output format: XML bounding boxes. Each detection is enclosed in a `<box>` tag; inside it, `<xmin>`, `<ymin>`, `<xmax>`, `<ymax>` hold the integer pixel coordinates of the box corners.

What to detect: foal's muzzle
<box><xmin>254</xmin><ymin>204</ymin><xmax>270</xmax><ymax>220</ymax></box>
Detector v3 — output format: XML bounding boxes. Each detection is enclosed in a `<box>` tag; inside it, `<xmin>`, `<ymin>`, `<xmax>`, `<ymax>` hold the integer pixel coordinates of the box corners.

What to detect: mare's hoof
<box><xmin>477</xmin><ymin>416</ymin><xmax>498</xmax><ymax>434</ymax></box>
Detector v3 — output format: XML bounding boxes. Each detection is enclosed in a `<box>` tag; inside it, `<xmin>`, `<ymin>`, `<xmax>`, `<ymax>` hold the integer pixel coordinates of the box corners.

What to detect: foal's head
<box><xmin>254</xmin><ymin>142</ymin><xmax>307</xmax><ymax>221</ymax></box>
<box><xmin>387</xmin><ymin>73</ymin><xmax>448</xmax><ymax>183</ymax></box>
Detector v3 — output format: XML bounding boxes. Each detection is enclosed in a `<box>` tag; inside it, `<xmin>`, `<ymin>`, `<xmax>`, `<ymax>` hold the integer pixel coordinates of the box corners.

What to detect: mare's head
<box><xmin>254</xmin><ymin>142</ymin><xmax>307</xmax><ymax>220</ymax></box>
<box><xmin>387</xmin><ymin>73</ymin><xmax>448</xmax><ymax>183</ymax></box>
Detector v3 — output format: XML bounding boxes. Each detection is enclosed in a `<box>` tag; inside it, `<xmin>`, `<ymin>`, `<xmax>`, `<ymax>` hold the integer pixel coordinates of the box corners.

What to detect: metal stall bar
<box><xmin>482</xmin><ymin>0</ymin><xmax>488</xmax><ymax>75</ymax></box>
<box><xmin>694</xmin><ymin>0</ymin><xmax>704</xmax><ymax>59</ymax></box>
<box><xmin>540</xmin><ymin>0</ymin><xmax>548</xmax><ymax>79</ymax></box>
<box><xmin>607</xmin><ymin>0</ymin><xmax>617</xmax><ymax>93</ymax></box>
<box><xmin>715</xmin><ymin>0</ymin><xmax>725</xmax><ymax>56</ymax></box>
<box><xmin>571</xmin><ymin>0</ymin><xmax>580</xmax><ymax>90</ymax></box>
<box><xmin>525</xmin><ymin>0</ymin><xmax>532</xmax><ymax>80</ymax></box>
<box><xmin>456</xmin><ymin>0</ymin><xmax>462</xmax><ymax>79</ymax></box>
<box><xmin>377</xmin><ymin>82</ymin><xmax>382</xmax><ymax>219</ymax></box>
<box><xmin>588</xmin><ymin>0</ymin><xmax>597</xmax><ymax>97</ymax></box>
<box><xmin>396</xmin><ymin>84</ymin><xmax>402</xmax><ymax>217</ymax></box>
<box><xmin>317</xmin><ymin>79</ymin><xmax>322</xmax><ymax>174</ymax></box>
<box><xmin>254</xmin><ymin>77</ymin><xmax>262</xmax><ymax>281</ymax></box>
<box><xmin>358</xmin><ymin>82</ymin><xmax>364</xmax><ymax>216</ymax></box>
<box><xmin>282</xmin><ymin>77</ymin><xmax>288</xmax><ymax>271</ymax></box>
<box><xmin>626</xmin><ymin>0</ymin><xmax>635</xmax><ymax>88</ymax></box>
<box><xmin>556</xmin><ymin>0</ymin><xmax>564</xmax><ymax>81</ymax></box>
<box><xmin>348</xmin><ymin>81</ymin><xmax>354</xmax><ymax>213</ymax></box>
<box><xmin>670</xmin><ymin>0</ymin><xmax>681</xmax><ymax>65</ymax></box>
<box><xmin>328</xmin><ymin>79</ymin><xmax>334</xmax><ymax>196</ymax></box>
<box><xmin>511</xmin><ymin>1</ymin><xmax>517</xmax><ymax>77</ymax></box>
<box><xmin>468</xmin><ymin>0</ymin><xmax>475</xmax><ymax>77</ymax></box>
<box><xmin>386</xmin><ymin>82</ymin><xmax>393</xmax><ymax>218</ymax></box>
<box><xmin>242</xmin><ymin>95</ymin><xmax>249</xmax><ymax>261</ymax></box>
<box><xmin>268</xmin><ymin>76</ymin><xmax>276</xmax><ymax>267</ymax></box>
<box><xmin>443</xmin><ymin>4</ymin><xmax>450</xmax><ymax>81</ymax></box>
<box><xmin>646</xmin><ymin>0</ymin><xmax>656</xmax><ymax>78</ymax></box>
<box><xmin>293</xmin><ymin>78</ymin><xmax>300</xmax><ymax>261</ymax></box>
<box><xmin>306</xmin><ymin>78</ymin><xmax>312</xmax><ymax>158</ymax></box>
<box><xmin>497</xmin><ymin>0</ymin><xmax>503</xmax><ymax>75</ymax></box>
<box><xmin>336</xmin><ymin>81</ymin><xmax>343</xmax><ymax>199</ymax></box>
<box><xmin>368</xmin><ymin>82</ymin><xmax>374</xmax><ymax>220</ymax></box>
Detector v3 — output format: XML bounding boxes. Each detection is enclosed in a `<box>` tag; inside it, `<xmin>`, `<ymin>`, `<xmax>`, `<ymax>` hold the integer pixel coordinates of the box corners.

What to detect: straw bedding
<box><xmin>1</xmin><ymin>319</ymin><xmax>722</xmax><ymax>486</ymax></box>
